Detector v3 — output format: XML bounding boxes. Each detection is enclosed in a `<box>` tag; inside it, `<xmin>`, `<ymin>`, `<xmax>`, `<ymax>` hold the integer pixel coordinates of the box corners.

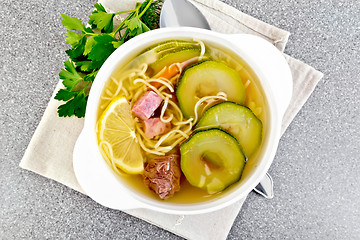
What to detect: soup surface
<box><xmin>96</xmin><ymin>39</ymin><xmax>268</xmax><ymax>203</ymax></box>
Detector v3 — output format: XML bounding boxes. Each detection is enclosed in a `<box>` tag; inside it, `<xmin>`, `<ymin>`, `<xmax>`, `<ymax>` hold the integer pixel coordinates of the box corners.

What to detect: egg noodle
<box><xmin>96</xmin><ymin>40</ymin><xmax>267</xmax><ymax>174</ymax></box>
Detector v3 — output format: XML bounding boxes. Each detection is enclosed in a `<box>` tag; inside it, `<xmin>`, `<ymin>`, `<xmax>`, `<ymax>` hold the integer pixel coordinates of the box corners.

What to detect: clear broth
<box><xmin>97</xmin><ymin>39</ymin><xmax>269</xmax><ymax>203</ymax></box>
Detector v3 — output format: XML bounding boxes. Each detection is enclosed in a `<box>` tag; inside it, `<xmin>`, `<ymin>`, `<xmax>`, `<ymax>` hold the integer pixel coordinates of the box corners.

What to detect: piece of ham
<box><xmin>143</xmin><ymin>117</ymin><xmax>171</xmax><ymax>139</ymax></box>
<box><xmin>132</xmin><ymin>91</ymin><xmax>163</xmax><ymax>120</ymax></box>
<box><xmin>143</xmin><ymin>154</ymin><xmax>181</xmax><ymax>199</ymax></box>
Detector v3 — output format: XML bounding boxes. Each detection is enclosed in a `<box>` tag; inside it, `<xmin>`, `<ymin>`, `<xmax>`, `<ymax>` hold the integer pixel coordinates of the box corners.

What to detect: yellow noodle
<box><xmin>248</xmin><ymin>101</ymin><xmax>256</xmax><ymax>111</ymax></box>
<box><xmin>217</xmin><ymin>92</ymin><xmax>227</xmax><ymax>98</ymax></box>
<box><xmin>168</xmin><ymin>136</ymin><xmax>187</xmax><ymax>149</ymax></box>
<box><xmin>235</xmin><ymin>65</ymin><xmax>244</xmax><ymax>72</ymax></box>
<box><xmin>154</xmin><ymin>129</ymin><xmax>189</xmax><ymax>149</ymax></box>
<box><xmin>167</xmin><ymin>98</ymin><xmax>185</xmax><ymax>121</ymax></box>
<box><xmin>95</xmin><ymin>120</ymin><xmax>99</xmax><ymax>133</ymax></box>
<box><xmin>193</xmin><ymin>38</ymin><xmax>206</xmax><ymax>59</ymax></box>
<box><xmin>169</xmin><ymin>62</ymin><xmax>181</xmax><ymax>74</ymax></box>
<box><xmin>183</xmin><ymin>120</ymin><xmax>193</xmax><ymax>134</ymax></box>
<box><xmin>100</xmin><ymin>96</ymin><xmax>113</xmax><ymax>100</ymax></box>
<box><xmin>118</xmin><ymin>66</ymin><xmax>145</xmax><ymax>78</ymax></box>
<box><xmin>111</xmin><ymin>76</ymin><xmax>119</xmax><ymax>85</ymax></box>
<box><xmin>161</xmin><ymin>114</ymin><xmax>174</xmax><ymax>123</ymax></box>
<box><xmin>99</xmin><ymin>60</ymin><xmax>197</xmax><ymax>162</ymax></box>
<box><xmin>137</xmin><ymin>133</ymin><xmax>165</xmax><ymax>155</ymax></box>
<box><xmin>160</xmin><ymin>97</ymin><xmax>173</xmax><ymax>123</ymax></box>
<box><xmin>156</xmin><ymin>136</ymin><xmax>184</xmax><ymax>152</ymax></box>
<box><xmin>169</xmin><ymin>73</ymin><xmax>180</xmax><ymax>83</ymax></box>
<box><xmin>111</xmin><ymin>161</ymin><xmax>125</xmax><ymax>176</ymax></box>
<box><xmin>192</xmin><ymin>94</ymin><xmax>228</xmax><ymax>123</ymax></box>
<box><xmin>174</xmin><ymin>118</ymin><xmax>194</xmax><ymax>126</ymax></box>
<box><xmin>146</xmin><ymin>78</ymin><xmax>174</xmax><ymax>92</ymax></box>
<box><xmin>135</xmin><ymin>125</ymin><xmax>158</xmax><ymax>147</ymax></box>
<box><xmin>99</xmin><ymin>141</ymin><xmax>125</xmax><ymax>176</ymax></box>
<box><xmin>244</xmin><ymin>79</ymin><xmax>251</xmax><ymax>89</ymax></box>
<box><xmin>129</xmin><ymin>72</ymin><xmax>136</xmax><ymax>79</ymax></box>
<box><xmin>155</xmin><ymin>146</ymin><xmax>173</xmax><ymax>152</ymax></box>
<box><xmin>139</xmin><ymin>63</ymin><xmax>148</xmax><ymax>75</ymax></box>
<box><xmin>120</xmin><ymin>82</ymin><xmax>130</xmax><ymax>98</ymax></box>
<box><xmin>137</xmin><ymin>122</ymin><xmax>182</xmax><ymax>151</ymax></box>
<box><xmin>153</xmin><ymin>66</ymin><xmax>167</xmax><ymax>78</ymax></box>
<box><xmin>100</xmin><ymin>104</ymin><xmax>108</xmax><ymax>110</ymax></box>
<box><xmin>158</xmin><ymin>85</ymin><xmax>167</xmax><ymax>92</ymax></box>
<box><xmin>133</xmin><ymin>79</ymin><xmax>166</xmax><ymax>100</ymax></box>
<box><xmin>200</xmin><ymin>95</ymin><xmax>226</xmax><ymax>115</ymax></box>
<box><xmin>113</xmin><ymin>79</ymin><xmax>124</xmax><ymax>97</ymax></box>
<box><xmin>105</xmin><ymin>89</ymin><xmax>113</xmax><ymax>96</ymax></box>
<box><xmin>162</xmin><ymin>92</ymin><xmax>173</xmax><ymax>99</ymax></box>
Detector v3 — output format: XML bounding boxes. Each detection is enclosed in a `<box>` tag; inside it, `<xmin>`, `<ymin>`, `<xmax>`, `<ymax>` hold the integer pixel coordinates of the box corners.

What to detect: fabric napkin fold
<box><xmin>20</xmin><ymin>0</ymin><xmax>323</xmax><ymax>239</ymax></box>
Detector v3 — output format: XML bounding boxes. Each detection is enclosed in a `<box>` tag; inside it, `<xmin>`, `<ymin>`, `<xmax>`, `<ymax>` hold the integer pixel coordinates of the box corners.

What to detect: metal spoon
<box><xmin>159</xmin><ymin>0</ymin><xmax>274</xmax><ymax>199</ymax></box>
<box><xmin>160</xmin><ymin>0</ymin><xmax>211</xmax><ymax>29</ymax></box>
<box><xmin>253</xmin><ymin>173</ymin><xmax>274</xmax><ymax>199</ymax></box>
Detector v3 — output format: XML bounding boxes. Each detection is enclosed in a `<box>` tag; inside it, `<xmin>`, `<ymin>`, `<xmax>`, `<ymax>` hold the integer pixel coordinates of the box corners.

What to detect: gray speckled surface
<box><xmin>1</xmin><ymin>0</ymin><xmax>359</xmax><ymax>239</ymax></box>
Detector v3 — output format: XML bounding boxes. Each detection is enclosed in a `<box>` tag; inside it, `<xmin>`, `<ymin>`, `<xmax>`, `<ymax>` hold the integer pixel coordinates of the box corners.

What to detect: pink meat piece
<box><xmin>132</xmin><ymin>91</ymin><xmax>163</xmax><ymax>120</ymax></box>
<box><xmin>143</xmin><ymin>154</ymin><xmax>181</xmax><ymax>199</ymax></box>
<box><xmin>144</xmin><ymin>117</ymin><xmax>171</xmax><ymax>139</ymax></box>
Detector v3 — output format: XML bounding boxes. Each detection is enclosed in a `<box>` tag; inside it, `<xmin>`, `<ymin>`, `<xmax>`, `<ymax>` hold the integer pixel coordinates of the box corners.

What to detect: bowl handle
<box><xmin>73</xmin><ymin>128</ymin><xmax>146</xmax><ymax>210</ymax></box>
<box><xmin>225</xmin><ymin>34</ymin><xmax>293</xmax><ymax>117</ymax></box>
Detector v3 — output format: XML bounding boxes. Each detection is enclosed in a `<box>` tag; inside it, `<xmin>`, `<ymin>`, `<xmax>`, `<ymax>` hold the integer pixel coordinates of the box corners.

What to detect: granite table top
<box><xmin>1</xmin><ymin>0</ymin><xmax>359</xmax><ymax>239</ymax></box>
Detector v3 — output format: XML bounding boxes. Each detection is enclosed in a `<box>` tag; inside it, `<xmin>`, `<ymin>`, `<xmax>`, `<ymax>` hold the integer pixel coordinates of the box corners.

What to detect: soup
<box><xmin>96</xmin><ymin>39</ymin><xmax>268</xmax><ymax>203</ymax></box>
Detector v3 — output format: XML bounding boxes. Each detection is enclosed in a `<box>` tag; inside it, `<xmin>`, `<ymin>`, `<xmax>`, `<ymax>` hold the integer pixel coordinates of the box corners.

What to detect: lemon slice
<box><xmin>98</xmin><ymin>96</ymin><xmax>144</xmax><ymax>174</ymax></box>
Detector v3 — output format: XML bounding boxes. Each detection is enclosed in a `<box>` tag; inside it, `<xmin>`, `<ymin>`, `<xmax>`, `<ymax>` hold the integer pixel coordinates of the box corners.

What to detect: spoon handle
<box><xmin>253</xmin><ymin>173</ymin><xmax>274</xmax><ymax>199</ymax></box>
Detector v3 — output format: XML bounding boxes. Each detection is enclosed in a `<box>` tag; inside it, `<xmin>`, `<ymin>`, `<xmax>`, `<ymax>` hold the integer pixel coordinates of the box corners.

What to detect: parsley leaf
<box><xmin>54</xmin><ymin>89</ymin><xmax>77</xmax><ymax>101</ymax></box>
<box><xmin>65</xmin><ymin>36</ymin><xmax>87</xmax><ymax>62</ymax></box>
<box><xmin>57</xmin><ymin>92</ymin><xmax>87</xmax><ymax>118</ymax></box>
<box><xmin>57</xmin><ymin>61</ymin><xmax>90</xmax><ymax>117</ymax></box>
<box><xmin>56</xmin><ymin>1</ymin><xmax>164</xmax><ymax>118</ymax></box>
<box><xmin>88</xmin><ymin>34</ymin><xmax>117</xmax><ymax>69</ymax></box>
<box><xmin>84</xmin><ymin>36</ymin><xmax>96</xmax><ymax>56</ymax></box>
<box><xmin>127</xmin><ymin>17</ymin><xmax>142</xmax><ymax>31</ymax></box>
<box><xmin>76</xmin><ymin>61</ymin><xmax>93</xmax><ymax>72</ymax></box>
<box><xmin>59</xmin><ymin>60</ymin><xmax>83</xmax><ymax>90</ymax></box>
<box><xmin>89</xmin><ymin>3</ymin><xmax>114</xmax><ymax>33</ymax></box>
<box><xmin>112</xmin><ymin>40</ymin><xmax>123</xmax><ymax>48</ymax></box>
<box><xmin>64</xmin><ymin>30</ymin><xmax>83</xmax><ymax>47</ymax></box>
<box><xmin>89</xmin><ymin>12</ymin><xmax>115</xmax><ymax>33</ymax></box>
<box><xmin>84</xmin><ymin>71</ymin><xmax>98</xmax><ymax>82</ymax></box>
<box><xmin>141</xmin><ymin>22</ymin><xmax>151</xmax><ymax>32</ymax></box>
<box><xmin>94</xmin><ymin>3</ymin><xmax>106</xmax><ymax>12</ymax></box>
<box><xmin>61</xmin><ymin>14</ymin><xmax>86</xmax><ymax>31</ymax></box>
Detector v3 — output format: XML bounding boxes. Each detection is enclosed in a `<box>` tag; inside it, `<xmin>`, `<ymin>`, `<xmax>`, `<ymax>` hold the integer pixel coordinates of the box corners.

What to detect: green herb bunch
<box><xmin>55</xmin><ymin>0</ymin><xmax>163</xmax><ymax>118</ymax></box>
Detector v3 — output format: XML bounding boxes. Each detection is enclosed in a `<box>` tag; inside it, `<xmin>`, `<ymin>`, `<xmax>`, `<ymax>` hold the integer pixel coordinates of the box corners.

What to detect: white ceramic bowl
<box><xmin>73</xmin><ymin>27</ymin><xmax>292</xmax><ymax>215</ymax></box>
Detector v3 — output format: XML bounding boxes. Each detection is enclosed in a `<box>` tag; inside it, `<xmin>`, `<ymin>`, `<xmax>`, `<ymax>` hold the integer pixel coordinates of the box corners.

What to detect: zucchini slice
<box><xmin>149</xmin><ymin>46</ymin><xmax>201</xmax><ymax>74</ymax></box>
<box><xmin>143</xmin><ymin>40</ymin><xmax>197</xmax><ymax>55</ymax></box>
<box><xmin>133</xmin><ymin>40</ymin><xmax>200</xmax><ymax>73</ymax></box>
<box><xmin>176</xmin><ymin>61</ymin><xmax>246</xmax><ymax>118</ymax></box>
<box><xmin>195</xmin><ymin>101</ymin><xmax>262</xmax><ymax>157</ymax></box>
<box><xmin>180</xmin><ymin>128</ymin><xmax>246</xmax><ymax>193</ymax></box>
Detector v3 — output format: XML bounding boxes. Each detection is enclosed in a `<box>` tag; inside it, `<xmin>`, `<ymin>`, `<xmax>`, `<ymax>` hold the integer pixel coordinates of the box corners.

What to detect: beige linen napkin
<box><xmin>20</xmin><ymin>0</ymin><xmax>323</xmax><ymax>239</ymax></box>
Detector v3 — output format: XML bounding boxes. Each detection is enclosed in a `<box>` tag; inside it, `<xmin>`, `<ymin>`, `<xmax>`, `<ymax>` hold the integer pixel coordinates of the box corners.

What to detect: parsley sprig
<box><xmin>55</xmin><ymin>0</ymin><xmax>163</xmax><ymax>117</ymax></box>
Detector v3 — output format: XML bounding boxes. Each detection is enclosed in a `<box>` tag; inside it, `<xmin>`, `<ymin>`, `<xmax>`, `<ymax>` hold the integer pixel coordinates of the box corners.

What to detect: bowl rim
<box><xmin>77</xmin><ymin>27</ymin><xmax>283</xmax><ymax>214</ymax></box>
